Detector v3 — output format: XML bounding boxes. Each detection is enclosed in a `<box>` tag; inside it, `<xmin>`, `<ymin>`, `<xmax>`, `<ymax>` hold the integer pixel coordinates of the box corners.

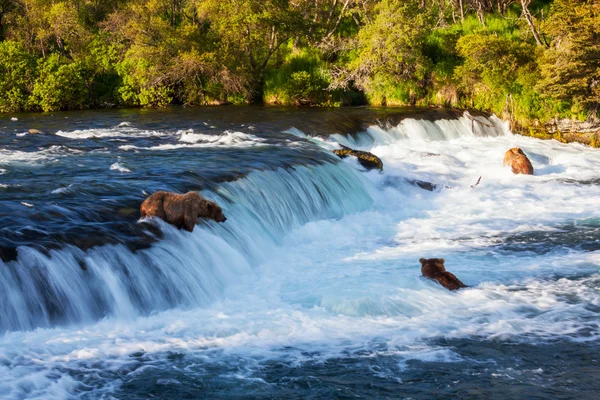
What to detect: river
<box><xmin>1</xmin><ymin>107</ymin><xmax>599</xmax><ymax>399</ymax></box>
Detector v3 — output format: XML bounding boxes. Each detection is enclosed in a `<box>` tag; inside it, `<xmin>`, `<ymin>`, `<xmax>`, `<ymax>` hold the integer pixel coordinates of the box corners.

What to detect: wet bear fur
<box><xmin>419</xmin><ymin>258</ymin><xmax>467</xmax><ymax>291</ymax></box>
<box><xmin>141</xmin><ymin>191</ymin><xmax>226</xmax><ymax>232</ymax></box>
<box><xmin>503</xmin><ymin>147</ymin><xmax>534</xmax><ymax>175</ymax></box>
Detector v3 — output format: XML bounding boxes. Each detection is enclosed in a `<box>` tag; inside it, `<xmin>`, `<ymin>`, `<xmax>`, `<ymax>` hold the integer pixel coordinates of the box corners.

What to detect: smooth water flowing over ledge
<box><xmin>0</xmin><ymin>162</ymin><xmax>373</xmax><ymax>332</ymax></box>
<box><xmin>1</xmin><ymin>108</ymin><xmax>600</xmax><ymax>399</ymax></box>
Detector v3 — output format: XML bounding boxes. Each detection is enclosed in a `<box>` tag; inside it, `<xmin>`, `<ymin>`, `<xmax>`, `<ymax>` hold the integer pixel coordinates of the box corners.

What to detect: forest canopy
<box><xmin>0</xmin><ymin>0</ymin><xmax>598</xmax><ymax>125</ymax></box>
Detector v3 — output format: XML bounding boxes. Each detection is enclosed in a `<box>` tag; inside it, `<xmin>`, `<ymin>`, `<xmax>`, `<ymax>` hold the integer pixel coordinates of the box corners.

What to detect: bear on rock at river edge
<box><xmin>141</xmin><ymin>191</ymin><xmax>227</xmax><ymax>232</ymax></box>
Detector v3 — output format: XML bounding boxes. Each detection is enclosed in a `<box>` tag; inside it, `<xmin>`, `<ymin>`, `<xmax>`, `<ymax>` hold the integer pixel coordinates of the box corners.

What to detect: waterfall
<box><xmin>0</xmin><ymin>160</ymin><xmax>373</xmax><ymax>332</ymax></box>
<box><xmin>330</xmin><ymin>113</ymin><xmax>509</xmax><ymax>148</ymax></box>
<box><xmin>0</xmin><ymin>111</ymin><xmax>508</xmax><ymax>333</ymax></box>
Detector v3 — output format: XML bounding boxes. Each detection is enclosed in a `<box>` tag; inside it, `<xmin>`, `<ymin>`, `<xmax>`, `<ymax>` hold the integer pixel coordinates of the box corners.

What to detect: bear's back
<box><xmin>161</xmin><ymin>192</ymin><xmax>189</xmax><ymax>226</ymax></box>
<box><xmin>436</xmin><ymin>271</ymin><xmax>467</xmax><ymax>291</ymax></box>
<box><xmin>504</xmin><ymin>148</ymin><xmax>534</xmax><ymax>175</ymax></box>
<box><xmin>141</xmin><ymin>191</ymin><xmax>170</xmax><ymax>218</ymax></box>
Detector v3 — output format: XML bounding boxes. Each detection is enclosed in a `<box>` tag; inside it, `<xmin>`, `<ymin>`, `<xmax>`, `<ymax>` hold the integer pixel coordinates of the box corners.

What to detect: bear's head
<box><xmin>419</xmin><ymin>258</ymin><xmax>446</xmax><ymax>278</ymax></box>
<box><xmin>510</xmin><ymin>147</ymin><xmax>525</xmax><ymax>156</ymax></box>
<box><xmin>206</xmin><ymin>201</ymin><xmax>227</xmax><ymax>223</ymax></box>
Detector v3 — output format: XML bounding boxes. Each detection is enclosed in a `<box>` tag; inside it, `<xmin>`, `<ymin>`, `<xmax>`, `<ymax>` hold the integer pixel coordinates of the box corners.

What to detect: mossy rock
<box><xmin>333</xmin><ymin>146</ymin><xmax>383</xmax><ymax>171</ymax></box>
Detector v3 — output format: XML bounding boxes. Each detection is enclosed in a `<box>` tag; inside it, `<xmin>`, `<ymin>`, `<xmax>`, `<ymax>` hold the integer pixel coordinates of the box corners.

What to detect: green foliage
<box><xmin>196</xmin><ymin>0</ymin><xmax>307</xmax><ymax>103</ymax></box>
<box><xmin>0</xmin><ymin>41</ymin><xmax>36</xmax><ymax>112</ymax></box>
<box><xmin>31</xmin><ymin>54</ymin><xmax>90</xmax><ymax>112</ymax></box>
<box><xmin>0</xmin><ymin>0</ymin><xmax>596</xmax><ymax>123</ymax></box>
<box><xmin>265</xmin><ymin>49</ymin><xmax>331</xmax><ymax>105</ymax></box>
<box><xmin>451</xmin><ymin>13</ymin><xmax>565</xmax><ymax>124</ymax></box>
<box><xmin>287</xmin><ymin>71</ymin><xmax>329</xmax><ymax>105</ymax></box>
<box><xmin>115</xmin><ymin>49</ymin><xmax>173</xmax><ymax>107</ymax></box>
<box><xmin>538</xmin><ymin>0</ymin><xmax>600</xmax><ymax>117</ymax></box>
<box><xmin>344</xmin><ymin>0</ymin><xmax>435</xmax><ymax>104</ymax></box>
<box><xmin>84</xmin><ymin>35</ymin><xmax>124</xmax><ymax>106</ymax></box>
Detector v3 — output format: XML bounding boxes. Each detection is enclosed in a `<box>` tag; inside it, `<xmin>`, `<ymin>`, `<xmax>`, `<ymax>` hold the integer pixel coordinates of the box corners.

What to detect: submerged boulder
<box><xmin>140</xmin><ymin>191</ymin><xmax>226</xmax><ymax>232</ymax></box>
<box><xmin>419</xmin><ymin>258</ymin><xmax>467</xmax><ymax>291</ymax></box>
<box><xmin>503</xmin><ymin>147</ymin><xmax>534</xmax><ymax>175</ymax></box>
<box><xmin>333</xmin><ymin>145</ymin><xmax>383</xmax><ymax>171</ymax></box>
<box><xmin>407</xmin><ymin>179</ymin><xmax>450</xmax><ymax>192</ymax></box>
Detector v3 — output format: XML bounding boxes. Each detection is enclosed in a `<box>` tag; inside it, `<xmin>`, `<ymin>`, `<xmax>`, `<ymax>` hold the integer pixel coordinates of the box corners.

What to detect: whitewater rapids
<box><xmin>1</xmin><ymin>110</ymin><xmax>599</xmax><ymax>398</ymax></box>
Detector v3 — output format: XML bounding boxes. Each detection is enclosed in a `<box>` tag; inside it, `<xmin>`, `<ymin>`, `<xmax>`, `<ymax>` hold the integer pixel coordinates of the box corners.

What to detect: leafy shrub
<box><xmin>0</xmin><ymin>41</ymin><xmax>37</xmax><ymax>113</ymax></box>
<box><xmin>31</xmin><ymin>55</ymin><xmax>90</xmax><ymax>112</ymax></box>
<box><xmin>265</xmin><ymin>48</ymin><xmax>331</xmax><ymax>106</ymax></box>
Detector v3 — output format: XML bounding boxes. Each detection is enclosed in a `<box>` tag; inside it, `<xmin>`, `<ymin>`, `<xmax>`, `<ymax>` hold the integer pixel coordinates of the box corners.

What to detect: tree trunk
<box><xmin>247</xmin><ymin>75</ymin><xmax>265</xmax><ymax>104</ymax></box>
<box><xmin>521</xmin><ymin>0</ymin><xmax>545</xmax><ymax>47</ymax></box>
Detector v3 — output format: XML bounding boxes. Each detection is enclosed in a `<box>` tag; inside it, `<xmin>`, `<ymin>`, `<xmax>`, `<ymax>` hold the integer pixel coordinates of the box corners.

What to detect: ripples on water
<box><xmin>1</xmin><ymin>107</ymin><xmax>600</xmax><ymax>399</ymax></box>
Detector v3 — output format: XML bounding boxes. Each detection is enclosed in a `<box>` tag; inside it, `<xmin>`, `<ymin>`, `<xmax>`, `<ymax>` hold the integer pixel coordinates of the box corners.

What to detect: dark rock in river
<box><xmin>408</xmin><ymin>179</ymin><xmax>451</xmax><ymax>192</ymax></box>
<box><xmin>140</xmin><ymin>191</ymin><xmax>227</xmax><ymax>232</ymax></box>
<box><xmin>0</xmin><ymin>246</ymin><xmax>18</xmax><ymax>263</ymax></box>
<box><xmin>503</xmin><ymin>147</ymin><xmax>534</xmax><ymax>175</ymax></box>
<box><xmin>333</xmin><ymin>145</ymin><xmax>383</xmax><ymax>171</ymax></box>
<box><xmin>420</xmin><ymin>258</ymin><xmax>467</xmax><ymax>291</ymax></box>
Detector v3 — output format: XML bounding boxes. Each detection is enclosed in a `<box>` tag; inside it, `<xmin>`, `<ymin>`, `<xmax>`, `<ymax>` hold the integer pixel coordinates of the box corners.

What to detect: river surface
<box><xmin>1</xmin><ymin>107</ymin><xmax>600</xmax><ymax>399</ymax></box>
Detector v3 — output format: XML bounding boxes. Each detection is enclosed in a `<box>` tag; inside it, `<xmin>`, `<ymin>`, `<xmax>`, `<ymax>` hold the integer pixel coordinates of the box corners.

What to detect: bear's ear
<box><xmin>419</xmin><ymin>258</ymin><xmax>425</xmax><ymax>264</ymax></box>
<box><xmin>440</xmin><ymin>258</ymin><xmax>445</xmax><ymax>263</ymax></box>
<box><xmin>201</xmin><ymin>201</ymin><xmax>213</xmax><ymax>217</ymax></box>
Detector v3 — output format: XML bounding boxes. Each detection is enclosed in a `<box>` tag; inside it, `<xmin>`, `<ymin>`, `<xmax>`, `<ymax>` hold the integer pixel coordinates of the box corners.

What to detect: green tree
<box><xmin>6</xmin><ymin>0</ymin><xmax>91</xmax><ymax>58</ymax></box>
<box><xmin>454</xmin><ymin>32</ymin><xmax>541</xmax><ymax>120</ymax></box>
<box><xmin>31</xmin><ymin>54</ymin><xmax>90</xmax><ymax>111</ymax></box>
<box><xmin>0</xmin><ymin>41</ymin><xmax>37</xmax><ymax>112</ymax></box>
<box><xmin>0</xmin><ymin>0</ymin><xmax>17</xmax><ymax>40</ymax></box>
<box><xmin>337</xmin><ymin>0</ymin><xmax>435</xmax><ymax>105</ymax></box>
<box><xmin>196</xmin><ymin>0</ymin><xmax>306</xmax><ymax>103</ymax></box>
<box><xmin>538</xmin><ymin>0</ymin><xmax>600</xmax><ymax>117</ymax></box>
<box><xmin>104</xmin><ymin>0</ymin><xmax>239</xmax><ymax>106</ymax></box>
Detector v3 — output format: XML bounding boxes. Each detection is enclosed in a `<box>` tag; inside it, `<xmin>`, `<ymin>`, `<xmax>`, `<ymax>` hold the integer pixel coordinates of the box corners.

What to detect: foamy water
<box><xmin>55</xmin><ymin>125</ymin><xmax>165</xmax><ymax>139</ymax></box>
<box><xmin>1</xmin><ymin>110</ymin><xmax>599</xmax><ymax>398</ymax></box>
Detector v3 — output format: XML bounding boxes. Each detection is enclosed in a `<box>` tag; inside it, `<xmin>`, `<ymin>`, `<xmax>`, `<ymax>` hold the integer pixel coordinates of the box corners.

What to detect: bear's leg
<box><xmin>182</xmin><ymin>203</ymin><xmax>199</xmax><ymax>232</ymax></box>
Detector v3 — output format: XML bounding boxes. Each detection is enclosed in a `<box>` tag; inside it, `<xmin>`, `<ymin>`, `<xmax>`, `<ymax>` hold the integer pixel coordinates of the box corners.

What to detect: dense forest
<box><xmin>0</xmin><ymin>0</ymin><xmax>598</xmax><ymax>127</ymax></box>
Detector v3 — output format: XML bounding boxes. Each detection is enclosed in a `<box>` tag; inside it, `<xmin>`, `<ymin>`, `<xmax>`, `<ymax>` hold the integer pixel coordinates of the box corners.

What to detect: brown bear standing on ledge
<box><xmin>141</xmin><ymin>191</ymin><xmax>227</xmax><ymax>232</ymax></box>
<box><xmin>503</xmin><ymin>147</ymin><xmax>534</xmax><ymax>175</ymax></box>
<box><xmin>419</xmin><ymin>258</ymin><xmax>467</xmax><ymax>291</ymax></box>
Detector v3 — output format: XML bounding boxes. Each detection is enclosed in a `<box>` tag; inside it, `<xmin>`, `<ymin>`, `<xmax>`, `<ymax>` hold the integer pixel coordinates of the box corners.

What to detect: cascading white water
<box><xmin>331</xmin><ymin>113</ymin><xmax>508</xmax><ymax>148</ymax></box>
<box><xmin>0</xmin><ymin>112</ymin><xmax>513</xmax><ymax>333</ymax></box>
<box><xmin>0</xmin><ymin>160</ymin><xmax>373</xmax><ymax>332</ymax></box>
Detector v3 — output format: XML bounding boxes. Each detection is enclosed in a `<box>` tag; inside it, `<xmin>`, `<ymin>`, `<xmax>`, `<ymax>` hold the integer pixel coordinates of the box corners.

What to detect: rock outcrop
<box><xmin>333</xmin><ymin>145</ymin><xmax>383</xmax><ymax>171</ymax></box>
<box><xmin>508</xmin><ymin>117</ymin><xmax>600</xmax><ymax>147</ymax></box>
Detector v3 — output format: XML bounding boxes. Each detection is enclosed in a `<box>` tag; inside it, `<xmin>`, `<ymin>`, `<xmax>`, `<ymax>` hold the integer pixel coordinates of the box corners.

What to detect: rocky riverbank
<box><xmin>509</xmin><ymin>117</ymin><xmax>600</xmax><ymax>148</ymax></box>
